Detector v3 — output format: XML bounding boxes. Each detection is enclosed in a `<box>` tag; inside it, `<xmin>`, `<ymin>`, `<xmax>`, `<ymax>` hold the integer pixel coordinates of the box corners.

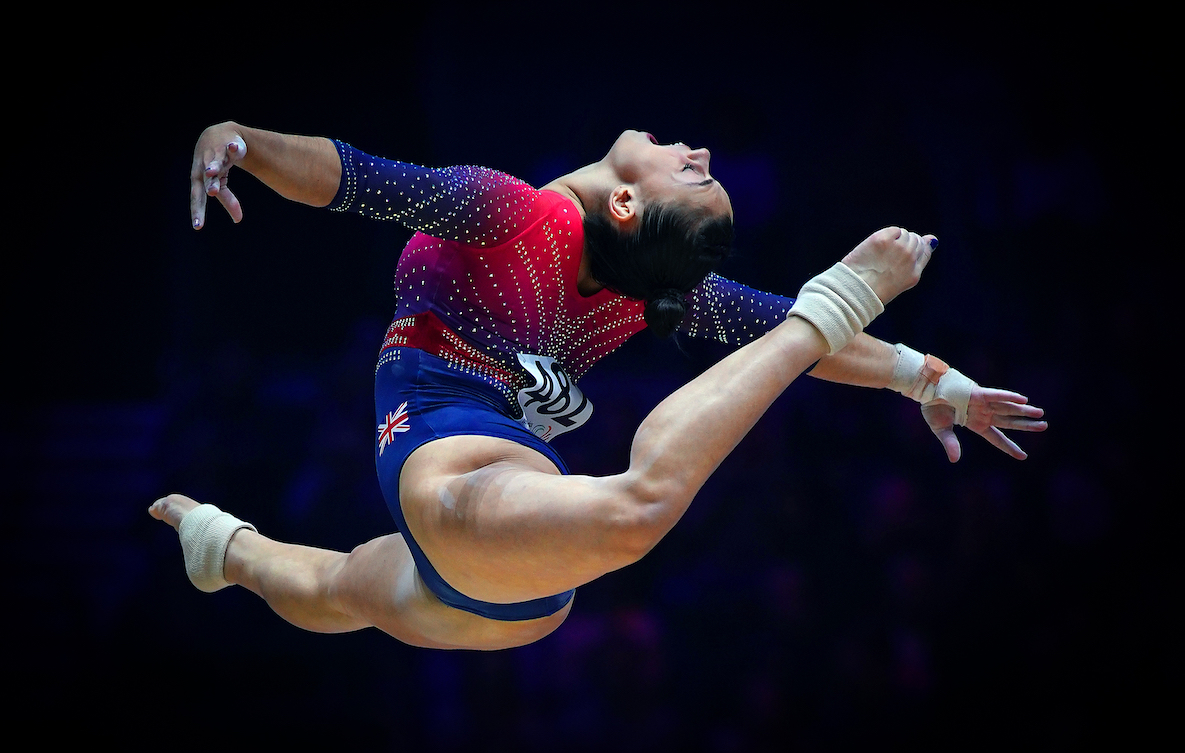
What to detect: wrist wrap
<box><xmin>787</xmin><ymin>262</ymin><xmax>884</xmax><ymax>354</ymax></box>
<box><xmin>888</xmin><ymin>344</ymin><xmax>976</xmax><ymax>425</ymax></box>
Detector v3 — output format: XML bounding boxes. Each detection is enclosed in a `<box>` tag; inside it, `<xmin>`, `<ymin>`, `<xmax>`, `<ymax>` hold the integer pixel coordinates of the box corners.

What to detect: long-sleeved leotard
<box><xmin>328</xmin><ymin>141</ymin><xmax>795</xmax><ymax>417</ymax></box>
<box><xmin>331</xmin><ymin>142</ymin><xmax>799</xmax><ymax>619</ymax></box>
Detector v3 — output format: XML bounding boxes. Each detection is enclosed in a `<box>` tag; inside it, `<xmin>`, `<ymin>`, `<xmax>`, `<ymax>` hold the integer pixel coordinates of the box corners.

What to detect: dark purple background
<box><xmin>10</xmin><ymin>9</ymin><xmax>1169</xmax><ymax>750</ymax></box>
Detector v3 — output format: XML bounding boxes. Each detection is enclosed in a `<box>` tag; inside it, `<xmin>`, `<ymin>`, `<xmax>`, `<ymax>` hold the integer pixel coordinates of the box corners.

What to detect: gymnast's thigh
<box><xmin>396</xmin><ymin>434</ymin><xmax>645</xmax><ymax>607</ymax></box>
<box><xmin>336</xmin><ymin>530</ymin><xmax>573</xmax><ymax>650</ymax></box>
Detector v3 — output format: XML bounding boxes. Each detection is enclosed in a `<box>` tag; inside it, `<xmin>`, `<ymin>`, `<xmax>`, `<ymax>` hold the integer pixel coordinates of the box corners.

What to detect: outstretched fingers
<box><xmin>989</xmin><ymin>413</ymin><xmax>1047</xmax><ymax>431</ymax></box>
<box><xmin>926</xmin><ymin>385</ymin><xmax>1047</xmax><ymax>462</ymax></box>
<box><xmin>981</xmin><ymin>426</ymin><xmax>1027</xmax><ymax>460</ymax></box>
<box><xmin>978</xmin><ymin>387</ymin><xmax>1029</xmax><ymax>405</ymax></box>
<box><xmin>981</xmin><ymin>392</ymin><xmax>1047</xmax><ymax>432</ymax></box>
<box><xmin>968</xmin><ymin>393</ymin><xmax>1047</xmax><ymax>460</ymax></box>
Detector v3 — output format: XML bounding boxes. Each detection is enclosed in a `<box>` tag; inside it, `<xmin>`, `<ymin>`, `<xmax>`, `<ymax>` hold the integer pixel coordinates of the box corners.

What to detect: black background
<box><xmin>8</xmin><ymin>7</ymin><xmax>1171</xmax><ymax>750</ymax></box>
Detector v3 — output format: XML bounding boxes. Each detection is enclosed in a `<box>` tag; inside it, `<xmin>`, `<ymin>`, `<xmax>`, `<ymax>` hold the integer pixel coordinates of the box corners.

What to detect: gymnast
<box><xmin>150</xmin><ymin>122</ymin><xmax>1046</xmax><ymax>650</ymax></box>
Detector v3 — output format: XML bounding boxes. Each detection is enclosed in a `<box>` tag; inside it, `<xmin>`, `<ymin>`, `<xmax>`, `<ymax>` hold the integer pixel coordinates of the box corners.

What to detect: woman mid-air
<box><xmin>150</xmin><ymin>122</ymin><xmax>1046</xmax><ymax>650</ymax></box>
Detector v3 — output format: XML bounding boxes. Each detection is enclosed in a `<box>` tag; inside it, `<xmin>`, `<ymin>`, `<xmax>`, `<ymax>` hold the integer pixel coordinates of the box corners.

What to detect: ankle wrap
<box><xmin>178</xmin><ymin>504</ymin><xmax>257</xmax><ymax>593</ymax></box>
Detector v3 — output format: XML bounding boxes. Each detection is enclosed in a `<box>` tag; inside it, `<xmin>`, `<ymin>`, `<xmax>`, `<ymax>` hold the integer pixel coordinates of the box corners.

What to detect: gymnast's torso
<box><xmin>329</xmin><ymin>140</ymin><xmax>808</xmax><ymax>619</ymax></box>
<box><xmin>328</xmin><ymin>140</ymin><xmax>797</xmax><ymax>436</ymax></box>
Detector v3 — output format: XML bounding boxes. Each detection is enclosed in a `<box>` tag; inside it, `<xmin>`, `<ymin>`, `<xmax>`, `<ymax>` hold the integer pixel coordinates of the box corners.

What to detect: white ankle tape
<box><xmin>178</xmin><ymin>504</ymin><xmax>257</xmax><ymax>593</ymax></box>
<box><xmin>788</xmin><ymin>262</ymin><xmax>884</xmax><ymax>354</ymax></box>
<box><xmin>888</xmin><ymin>343</ymin><xmax>976</xmax><ymax>425</ymax></box>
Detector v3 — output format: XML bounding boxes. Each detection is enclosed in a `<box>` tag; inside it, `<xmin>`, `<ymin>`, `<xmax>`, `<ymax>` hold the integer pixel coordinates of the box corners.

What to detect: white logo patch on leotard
<box><xmin>515</xmin><ymin>353</ymin><xmax>593</xmax><ymax>442</ymax></box>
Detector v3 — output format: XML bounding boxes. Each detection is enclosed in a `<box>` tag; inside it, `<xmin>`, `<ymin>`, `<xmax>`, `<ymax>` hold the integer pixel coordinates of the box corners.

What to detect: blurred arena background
<box><xmin>7</xmin><ymin>7</ymin><xmax>1168</xmax><ymax>750</ymax></box>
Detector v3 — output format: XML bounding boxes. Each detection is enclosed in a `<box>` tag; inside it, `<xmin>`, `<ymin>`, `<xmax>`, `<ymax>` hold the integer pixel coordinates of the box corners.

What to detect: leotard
<box><xmin>328</xmin><ymin>141</ymin><xmax>795</xmax><ymax>620</ymax></box>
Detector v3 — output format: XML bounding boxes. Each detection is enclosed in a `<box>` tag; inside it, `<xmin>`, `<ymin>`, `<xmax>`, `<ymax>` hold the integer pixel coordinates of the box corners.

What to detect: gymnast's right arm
<box><xmin>190</xmin><ymin>121</ymin><xmax>341</xmax><ymax>229</ymax></box>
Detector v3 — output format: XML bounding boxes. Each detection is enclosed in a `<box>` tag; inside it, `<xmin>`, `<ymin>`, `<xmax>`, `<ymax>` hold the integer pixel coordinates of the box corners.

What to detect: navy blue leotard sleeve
<box><xmin>327</xmin><ymin>141</ymin><xmax>538</xmax><ymax>247</ymax></box>
<box><xmin>680</xmin><ymin>273</ymin><xmax>795</xmax><ymax>346</ymax></box>
<box><xmin>329</xmin><ymin>141</ymin><xmax>795</xmax><ymax>349</ymax></box>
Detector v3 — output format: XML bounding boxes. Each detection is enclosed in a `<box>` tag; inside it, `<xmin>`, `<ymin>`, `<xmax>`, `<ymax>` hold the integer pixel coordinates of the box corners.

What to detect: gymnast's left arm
<box><xmin>679</xmin><ymin>276</ymin><xmax>1046</xmax><ymax>461</ymax></box>
<box><xmin>810</xmin><ymin>334</ymin><xmax>1048</xmax><ymax>462</ymax></box>
<box><xmin>190</xmin><ymin>122</ymin><xmax>342</xmax><ymax>229</ymax></box>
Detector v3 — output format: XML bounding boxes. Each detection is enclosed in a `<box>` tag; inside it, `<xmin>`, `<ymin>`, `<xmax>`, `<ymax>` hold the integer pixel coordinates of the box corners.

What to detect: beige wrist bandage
<box><xmin>888</xmin><ymin>344</ymin><xmax>976</xmax><ymax>425</ymax></box>
<box><xmin>787</xmin><ymin>262</ymin><xmax>885</xmax><ymax>355</ymax></box>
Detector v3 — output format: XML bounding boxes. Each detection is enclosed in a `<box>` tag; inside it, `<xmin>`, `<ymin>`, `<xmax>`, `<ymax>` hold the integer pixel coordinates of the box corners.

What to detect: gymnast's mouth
<box><xmin>646</xmin><ymin>132</ymin><xmax>657</xmax><ymax>144</ymax></box>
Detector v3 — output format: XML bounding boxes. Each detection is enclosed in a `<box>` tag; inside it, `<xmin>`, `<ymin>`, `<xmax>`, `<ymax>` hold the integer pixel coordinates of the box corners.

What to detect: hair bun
<box><xmin>644</xmin><ymin>289</ymin><xmax>688</xmax><ymax>339</ymax></box>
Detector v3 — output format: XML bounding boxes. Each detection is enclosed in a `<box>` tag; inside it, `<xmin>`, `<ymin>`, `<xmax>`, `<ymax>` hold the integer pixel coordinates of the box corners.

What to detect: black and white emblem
<box><xmin>516</xmin><ymin>353</ymin><xmax>593</xmax><ymax>442</ymax></box>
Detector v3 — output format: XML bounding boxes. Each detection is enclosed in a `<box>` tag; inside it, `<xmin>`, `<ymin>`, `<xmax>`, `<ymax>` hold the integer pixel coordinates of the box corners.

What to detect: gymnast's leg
<box><xmin>395</xmin><ymin>314</ymin><xmax>833</xmax><ymax>606</ymax></box>
<box><xmin>149</xmin><ymin>495</ymin><xmax>571</xmax><ymax>649</ymax></box>
<box><xmin>148</xmin><ymin>314</ymin><xmax>825</xmax><ymax>648</ymax></box>
<box><xmin>151</xmin><ymin>230</ymin><xmax>924</xmax><ymax>647</ymax></box>
<box><xmin>397</xmin><ymin>228</ymin><xmax>930</xmax><ymax>606</ymax></box>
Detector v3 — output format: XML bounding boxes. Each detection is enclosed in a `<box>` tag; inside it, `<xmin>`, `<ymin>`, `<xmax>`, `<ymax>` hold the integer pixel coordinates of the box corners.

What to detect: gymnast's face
<box><xmin>605</xmin><ymin>129</ymin><xmax>733</xmax><ymax>220</ymax></box>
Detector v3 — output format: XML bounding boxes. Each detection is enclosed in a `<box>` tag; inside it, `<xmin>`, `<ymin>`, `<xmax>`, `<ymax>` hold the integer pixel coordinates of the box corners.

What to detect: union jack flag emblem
<box><xmin>377</xmin><ymin>402</ymin><xmax>411</xmax><ymax>456</ymax></box>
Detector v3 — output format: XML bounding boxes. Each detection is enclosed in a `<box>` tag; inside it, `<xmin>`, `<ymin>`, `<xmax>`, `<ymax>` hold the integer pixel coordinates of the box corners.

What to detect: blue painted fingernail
<box><xmin>929</xmin><ymin>238</ymin><xmax>939</xmax><ymax>249</ymax></box>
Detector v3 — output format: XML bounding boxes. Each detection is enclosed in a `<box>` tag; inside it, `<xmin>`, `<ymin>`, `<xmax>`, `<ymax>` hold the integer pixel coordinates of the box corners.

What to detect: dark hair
<box><xmin>582</xmin><ymin>203</ymin><xmax>734</xmax><ymax>338</ymax></box>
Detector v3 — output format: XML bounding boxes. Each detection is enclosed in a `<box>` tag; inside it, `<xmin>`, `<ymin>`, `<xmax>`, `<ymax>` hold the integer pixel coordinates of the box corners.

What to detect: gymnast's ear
<box><xmin>608</xmin><ymin>184</ymin><xmax>637</xmax><ymax>224</ymax></box>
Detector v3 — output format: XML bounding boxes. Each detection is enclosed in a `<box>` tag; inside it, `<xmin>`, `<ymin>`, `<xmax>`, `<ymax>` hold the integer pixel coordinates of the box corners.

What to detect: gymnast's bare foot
<box><xmin>148</xmin><ymin>493</ymin><xmax>201</xmax><ymax>531</ymax></box>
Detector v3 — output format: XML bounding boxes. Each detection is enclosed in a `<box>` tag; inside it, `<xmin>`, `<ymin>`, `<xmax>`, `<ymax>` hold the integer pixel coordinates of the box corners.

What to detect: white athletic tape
<box><xmin>788</xmin><ymin>262</ymin><xmax>884</xmax><ymax>355</ymax></box>
<box><xmin>889</xmin><ymin>343</ymin><xmax>976</xmax><ymax>425</ymax></box>
<box><xmin>178</xmin><ymin>504</ymin><xmax>257</xmax><ymax>593</ymax></box>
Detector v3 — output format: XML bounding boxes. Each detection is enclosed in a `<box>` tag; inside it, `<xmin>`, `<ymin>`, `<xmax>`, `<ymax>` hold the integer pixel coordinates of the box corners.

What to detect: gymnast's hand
<box><xmin>921</xmin><ymin>386</ymin><xmax>1047</xmax><ymax>462</ymax></box>
<box><xmin>190</xmin><ymin>122</ymin><xmax>248</xmax><ymax>229</ymax></box>
<box><xmin>841</xmin><ymin>227</ymin><xmax>937</xmax><ymax>305</ymax></box>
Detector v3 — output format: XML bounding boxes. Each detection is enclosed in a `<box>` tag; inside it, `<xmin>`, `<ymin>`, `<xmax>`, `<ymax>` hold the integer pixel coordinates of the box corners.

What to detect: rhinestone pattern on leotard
<box><xmin>328</xmin><ymin>141</ymin><xmax>797</xmax><ymax>408</ymax></box>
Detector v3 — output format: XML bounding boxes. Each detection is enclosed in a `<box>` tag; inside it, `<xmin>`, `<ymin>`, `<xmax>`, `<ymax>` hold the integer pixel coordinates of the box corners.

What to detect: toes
<box><xmin>148</xmin><ymin>494</ymin><xmax>201</xmax><ymax>530</ymax></box>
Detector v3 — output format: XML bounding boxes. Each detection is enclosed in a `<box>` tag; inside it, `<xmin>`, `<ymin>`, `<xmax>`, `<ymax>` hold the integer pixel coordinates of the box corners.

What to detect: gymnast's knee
<box><xmin>605</xmin><ymin>472</ymin><xmax>688</xmax><ymax>564</ymax></box>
